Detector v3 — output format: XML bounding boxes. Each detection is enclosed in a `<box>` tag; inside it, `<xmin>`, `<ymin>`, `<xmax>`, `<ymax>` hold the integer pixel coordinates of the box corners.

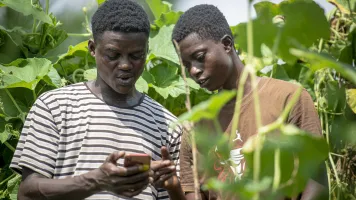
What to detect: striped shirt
<box><xmin>10</xmin><ymin>82</ymin><xmax>182</xmax><ymax>200</ymax></box>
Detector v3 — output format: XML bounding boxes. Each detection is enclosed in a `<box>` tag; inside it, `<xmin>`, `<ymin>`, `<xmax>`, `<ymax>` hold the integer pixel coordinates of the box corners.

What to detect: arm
<box><xmin>18</xmin><ymin>151</ymin><xmax>150</xmax><ymax>200</ymax></box>
<box><xmin>288</xmin><ymin>89</ymin><xmax>329</xmax><ymax>199</ymax></box>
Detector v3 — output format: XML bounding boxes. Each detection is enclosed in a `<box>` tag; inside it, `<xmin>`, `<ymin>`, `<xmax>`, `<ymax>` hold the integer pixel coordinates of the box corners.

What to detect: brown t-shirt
<box><xmin>180</xmin><ymin>77</ymin><xmax>322</xmax><ymax>200</ymax></box>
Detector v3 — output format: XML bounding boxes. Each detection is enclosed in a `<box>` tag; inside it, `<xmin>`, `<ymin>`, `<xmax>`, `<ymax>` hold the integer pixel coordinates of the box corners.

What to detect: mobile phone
<box><xmin>123</xmin><ymin>153</ymin><xmax>151</xmax><ymax>168</ymax></box>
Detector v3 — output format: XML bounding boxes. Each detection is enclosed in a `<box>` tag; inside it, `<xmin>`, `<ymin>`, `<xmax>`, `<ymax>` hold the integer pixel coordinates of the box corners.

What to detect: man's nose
<box><xmin>190</xmin><ymin>65</ymin><xmax>203</xmax><ymax>80</ymax></box>
<box><xmin>117</xmin><ymin>57</ymin><xmax>132</xmax><ymax>71</ymax></box>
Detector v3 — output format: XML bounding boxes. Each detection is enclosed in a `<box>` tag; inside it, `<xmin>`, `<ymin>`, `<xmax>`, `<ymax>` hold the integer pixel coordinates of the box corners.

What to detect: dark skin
<box><xmin>178</xmin><ymin>33</ymin><xmax>328</xmax><ymax>200</ymax></box>
<box><xmin>18</xmin><ymin>31</ymin><xmax>184</xmax><ymax>200</ymax></box>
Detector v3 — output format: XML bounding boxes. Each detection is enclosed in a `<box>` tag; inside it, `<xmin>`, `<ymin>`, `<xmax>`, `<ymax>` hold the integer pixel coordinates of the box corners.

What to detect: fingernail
<box><xmin>140</xmin><ymin>164</ymin><xmax>149</xmax><ymax>171</ymax></box>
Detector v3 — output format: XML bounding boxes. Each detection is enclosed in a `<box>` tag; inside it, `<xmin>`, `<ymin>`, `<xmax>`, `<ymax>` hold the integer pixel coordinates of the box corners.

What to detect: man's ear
<box><xmin>88</xmin><ymin>39</ymin><xmax>96</xmax><ymax>57</ymax></box>
<box><xmin>221</xmin><ymin>35</ymin><xmax>233</xmax><ymax>53</ymax></box>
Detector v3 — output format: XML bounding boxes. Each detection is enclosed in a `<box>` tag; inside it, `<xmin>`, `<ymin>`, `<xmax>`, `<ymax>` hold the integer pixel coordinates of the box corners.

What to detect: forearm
<box><xmin>167</xmin><ymin>184</ymin><xmax>186</xmax><ymax>200</ymax></box>
<box><xmin>19</xmin><ymin>169</ymin><xmax>101</xmax><ymax>200</ymax></box>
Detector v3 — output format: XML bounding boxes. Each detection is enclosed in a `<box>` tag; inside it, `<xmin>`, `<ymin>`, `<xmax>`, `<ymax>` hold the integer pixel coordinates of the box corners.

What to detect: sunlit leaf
<box><xmin>97</xmin><ymin>0</ymin><xmax>106</xmax><ymax>6</ymax></box>
<box><xmin>7</xmin><ymin>174</ymin><xmax>20</xmax><ymax>200</ymax></box>
<box><xmin>290</xmin><ymin>48</ymin><xmax>356</xmax><ymax>85</ymax></box>
<box><xmin>243</xmin><ymin>124</ymin><xmax>329</xmax><ymax>197</ymax></box>
<box><xmin>43</xmin><ymin>67</ymin><xmax>63</xmax><ymax>88</ymax></box>
<box><xmin>178</xmin><ymin>90</ymin><xmax>236</xmax><ymax>122</ymax></box>
<box><xmin>0</xmin><ymin>0</ymin><xmax>52</xmax><ymax>24</ymax></box>
<box><xmin>0</xmin><ymin>58</ymin><xmax>53</xmax><ymax>90</ymax></box>
<box><xmin>136</xmin><ymin>76</ymin><xmax>149</xmax><ymax>93</ymax></box>
<box><xmin>146</xmin><ymin>0</ymin><xmax>172</xmax><ymax>19</ymax></box>
<box><xmin>56</xmin><ymin>40</ymin><xmax>89</xmax><ymax>62</ymax></box>
<box><xmin>83</xmin><ymin>68</ymin><xmax>97</xmax><ymax>81</ymax></box>
<box><xmin>154</xmin><ymin>11</ymin><xmax>183</xmax><ymax>28</ymax></box>
<box><xmin>346</xmin><ymin>89</ymin><xmax>356</xmax><ymax>114</ymax></box>
<box><xmin>149</xmin><ymin>25</ymin><xmax>179</xmax><ymax>64</ymax></box>
<box><xmin>328</xmin><ymin>0</ymin><xmax>356</xmax><ymax>14</ymax></box>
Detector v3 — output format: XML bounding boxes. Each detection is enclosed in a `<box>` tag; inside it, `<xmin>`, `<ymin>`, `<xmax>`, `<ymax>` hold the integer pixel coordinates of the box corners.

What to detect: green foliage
<box><xmin>0</xmin><ymin>0</ymin><xmax>356</xmax><ymax>199</ymax></box>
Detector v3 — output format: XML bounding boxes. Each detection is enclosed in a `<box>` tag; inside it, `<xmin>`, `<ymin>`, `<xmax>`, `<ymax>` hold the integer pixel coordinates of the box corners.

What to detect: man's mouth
<box><xmin>198</xmin><ymin>78</ymin><xmax>209</xmax><ymax>87</ymax></box>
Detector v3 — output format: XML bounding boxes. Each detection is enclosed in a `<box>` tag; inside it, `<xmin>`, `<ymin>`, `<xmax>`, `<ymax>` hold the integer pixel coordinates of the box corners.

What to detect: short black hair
<box><xmin>91</xmin><ymin>0</ymin><xmax>150</xmax><ymax>41</ymax></box>
<box><xmin>172</xmin><ymin>4</ymin><xmax>232</xmax><ymax>43</ymax></box>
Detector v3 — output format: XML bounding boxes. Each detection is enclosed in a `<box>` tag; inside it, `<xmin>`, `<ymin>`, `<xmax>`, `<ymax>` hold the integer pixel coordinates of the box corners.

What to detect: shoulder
<box><xmin>259</xmin><ymin>77</ymin><xmax>311</xmax><ymax>101</ymax></box>
<box><xmin>37</xmin><ymin>82</ymin><xmax>90</xmax><ymax>104</ymax></box>
<box><xmin>141</xmin><ymin>95</ymin><xmax>178</xmax><ymax>122</ymax></box>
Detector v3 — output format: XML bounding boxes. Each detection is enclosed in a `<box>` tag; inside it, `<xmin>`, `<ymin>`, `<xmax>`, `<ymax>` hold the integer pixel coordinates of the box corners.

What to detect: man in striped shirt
<box><xmin>10</xmin><ymin>0</ymin><xmax>185</xmax><ymax>199</ymax></box>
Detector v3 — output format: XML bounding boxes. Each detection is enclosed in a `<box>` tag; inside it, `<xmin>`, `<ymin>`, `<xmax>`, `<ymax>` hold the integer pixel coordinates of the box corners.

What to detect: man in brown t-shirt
<box><xmin>172</xmin><ymin>4</ymin><xmax>328</xmax><ymax>200</ymax></box>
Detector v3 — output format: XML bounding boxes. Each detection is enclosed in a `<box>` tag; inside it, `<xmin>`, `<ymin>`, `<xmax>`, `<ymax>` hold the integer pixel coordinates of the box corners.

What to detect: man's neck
<box><xmin>88</xmin><ymin>78</ymin><xmax>142</xmax><ymax>107</ymax></box>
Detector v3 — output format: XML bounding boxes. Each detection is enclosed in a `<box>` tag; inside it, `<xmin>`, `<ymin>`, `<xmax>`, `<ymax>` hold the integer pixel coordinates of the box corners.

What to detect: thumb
<box><xmin>161</xmin><ymin>146</ymin><xmax>171</xmax><ymax>160</ymax></box>
<box><xmin>106</xmin><ymin>151</ymin><xmax>125</xmax><ymax>164</ymax></box>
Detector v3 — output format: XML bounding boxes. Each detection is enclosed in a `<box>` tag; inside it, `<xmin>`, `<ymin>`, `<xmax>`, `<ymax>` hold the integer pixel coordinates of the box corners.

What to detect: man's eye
<box><xmin>131</xmin><ymin>53</ymin><xmax>145</xmax><ymax>60</ymax></box>
<box><xmin>106</xmin><ymin>54</ymin><xmax>118</xmax><ymax>60</ymax></box>
<box><xmin>196</xmin><ymin>53</ymin><xmax>206</xmax><ymax>62</ymax></box>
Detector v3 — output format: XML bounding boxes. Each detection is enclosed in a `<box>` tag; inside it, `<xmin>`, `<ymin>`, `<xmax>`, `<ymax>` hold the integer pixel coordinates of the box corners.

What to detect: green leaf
<box><xmin>149</xmin><ymin>25</ymin><xmax>179</xmax><ymax>64</ymax></box>
<box><xmin>178</xmin><ymin>90</ymin><xmax>236</xmax><ymax>122</ymax></box>
<box><xmin>0</xmin><ymin>0</ymin><xmax>52</xmax><ymax>24</ymax></box>
<box><xmin>0</xmin><ymin>26</ymin><xmax>26</xmax><ymax>64</ymax></box>
<box><xmin>146</xmin><ymin>0</ymin><xmax>172</xmax><ymax>19</ymax></box>
<box><xmin>83</xmin><ymin>68</ymin><xmax>97</xmax><ymax>81</ymax></box>
<box><xmin>346</xmin><ymin>89</ymin><xmax>356</xmax><ymax>114</ymax></box>
<box><xmin>232</xmin><ymin>12</ymin><xmax>277</xmax><ymax>58</ymax></box>
<box><xmin>136</xmin><ymin>76</ymin><xmax>149</xmax><ymax>93</ymax></box>
<box><xmin>278</xmin><ymin>1</ymin><xmax>330</xmax><ymax>64</ymax></box>
<box><xmin>328</xmin><ymin>0</ymin><xmax>356</xmax><ymax>14</ymax></box>
<box><xmin>0</xmin><ymin>58</ymin><xmax>53</xmax><ymax>90</ymax></box>
<box><xmin>290</xmin><ymin>48</ymin><xmax>356</xmax><ymax>85</ymax></box>
<box><xmin>243</xmin><ymin>124</ymin><xmax>329</xmax><ymax>197</ymax></box>
<box><xmin>7</xmin><ymin>174</ymin><xmax>21</xmax><ymax>200</ymax></box>
<box><xmin>43</xmin><ymin>67</ymin><xmax>63</xmax><ymax>88</ymax></box>
<box><xmin>22</xmin><ymin>23</ymin><xmax>68</xmax><ymax>56</ymax></box>
<box><xmin>0</xmin><ymin>89</ymin><xmax>28</xmax><ymax>118</ymax></box>
<box><xmin>148</xmin><ymin>63</ymin><xmax>187</xmax><ymax>98</ymax></box>
<box><xmin>0</xmin><ymin>119</ymin><xmax>10</xmax><ymax>143</ymax></box>
<box><xmin>56</xmin><ymin>41</ymin><xmax>89</xmax><ymax>62</ymax></box>
<box><xmin>254</xmin><ymin>1</ymin><xmax>281</xmax><ymax>18</ymax></box>
<box><xmin>97</xmin><ymin>0</ymin><xmax>106</xmax><ymax>5</ymax></box>
<box><xmin>154</xmin><ymin>11</ymin><xmax>183</xmax><ymax>28</ymax></box>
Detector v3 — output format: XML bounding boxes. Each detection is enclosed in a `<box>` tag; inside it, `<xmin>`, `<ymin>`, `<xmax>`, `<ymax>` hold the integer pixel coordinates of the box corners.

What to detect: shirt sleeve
<box><xmin>287</xmin><ymin>89</ymin><xmax>322</xmax><ymax>136</ymax></box>
<box><xmin>10</xmin><ymin>97</ymin><xmax>59</xmax><ymax>178</ymax></box>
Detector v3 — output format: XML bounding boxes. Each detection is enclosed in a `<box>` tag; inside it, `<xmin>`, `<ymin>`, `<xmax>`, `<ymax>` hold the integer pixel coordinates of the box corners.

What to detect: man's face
<box><xmin>178</xmin><ymin>33</ymin><xmax>233</xmax><ymax>91</ymax></box>
<box><xmin>89</xmin><ymin>31</ymin><xmax>148</xmax><ymax>94</ymax></box>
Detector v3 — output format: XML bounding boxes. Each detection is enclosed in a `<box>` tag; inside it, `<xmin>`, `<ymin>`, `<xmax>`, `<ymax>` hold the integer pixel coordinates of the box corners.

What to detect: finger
<box><xmin>151</xmin><ymin>160</ymin><xmax>171</xmax><ymax>171</ymax></box>
<box><xmin>120</xmin><ymin>181</ymin><xmax>149</xmax><ymax>197</ymax></box>
<box><xmin>116</xmin><ymin>171</ymin><xmax>149</xmax><ymax>185</ymax></box>
<box><xmin>161</xmin><ymin>146</ymin><xmax>171</xmax><ymax>160</ymax></box>
<box><xmin>106</xmin><ymin>151</ymin><xmax>125</xmax><ymax>164</ymax></box>
<box><xmin>117</xmin><ymin>164</ymin><xmax>149</xmax><ymax>177</ymax></box>
<box><xmin>153</xmin><ymin>166</ymin><xmax>176</xmax><ymax>179</ymax></box>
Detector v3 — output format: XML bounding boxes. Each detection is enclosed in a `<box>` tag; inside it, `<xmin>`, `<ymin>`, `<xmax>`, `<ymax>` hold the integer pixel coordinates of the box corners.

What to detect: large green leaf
<box><xmin>178</xmin><ymin>90</ymin><xmax>236</xmax><ymax>122</ymax></box>
<box><xmin>290</xmin><ymin>48</ymin><xmax>356</xmax><ymax>85</ymax></box>
<box><xmin>243</xmin><ymin>125</ymin><xmax>329</xmax><ymax>197</ymax></box>
<box><xmin>136</xmin><ymin>76</ymin><xmax>149</xmax><ymax>93</ymax></box>
<box><xmin>154</xmin><ymin>11</ymin><xmax>183</xmax><ymax>28</ymax></box>
<box><xmin>97</xmin><ymin>0</ymin><xmax>106</xmax><ymax>5</ymax></box>
<box><xmin>346</xmin><ymin>89</ymin><xmax>356</xmax><ymax>114</ymax></box>
<box><xmin>277</xmin><ymin>0</ymin><xmax>330</xmax><ymax>64</ymax></box>
<box><xmin>146</xmin><ymin>0</ymin><xmax>172</xmax><ymax>19</ymax></box>
<box><xmin>83</xmin><ymin>68</ymin><xmax>97</xmax><ymax>81</ymax></box>
<box><xmin>148</xmin><ymin>63</ymin><xmax>187</xmax><ymax>98</ymax></box>
<box><xmin>7</xmin><ymin>174</ymin><xmax>21</xmax><ymax>200</ymax></box>
<box><xmin>56</xmin><ymin>40</ymin><xmax>89</xmax><ymax>62</ymax></box>
<box><xmin>0</xmin><ymin>58</ymin><xmax>53</xmax><ymax>90</ymax></box>
<box><xmin>0</xmin><ymin>26</ymin><xmax>26</xmax><ymax>64</ymax></box>
<box><xmin>43</xmin><ymin>67</ymin><xmax>63</xmax><ymax>88</ymax></box>
<box><xmin>149</xmin><ymin>25</ymin><xmax>179</xmax><ymax>64</ymax></box>
<box><xmin>0</xmin><ymin>0</ymin><xmax>52</xmax><ymax>24</ymax></box>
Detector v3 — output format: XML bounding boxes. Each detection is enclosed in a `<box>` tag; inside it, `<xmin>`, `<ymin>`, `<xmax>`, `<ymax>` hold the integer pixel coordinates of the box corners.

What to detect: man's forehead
<box><xmin>178</xmin><ymin>33</ymin><xmax>205</xmax><ymax>52</ymax></box>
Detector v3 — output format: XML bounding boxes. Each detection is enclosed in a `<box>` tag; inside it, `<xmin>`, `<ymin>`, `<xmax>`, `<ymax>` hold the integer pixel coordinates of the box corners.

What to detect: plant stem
<box><xmin>5</xmin><ymin>89</ymin><xmax>23</xmax><ymax>117</ymax></box>
<box><xmin>32</xmin><ymin>19</ymin><xmax>37</xmax><ymax>33</ymax></box>
<box><xmin>173</xmin><ymin>40</ymin><xmax>201</xmax><ymax>200</ymax></box>
<box><xmin>4</xmin><ymin>141</ymin><xmax>15</xmax><ymax>152</ymax></box>
<box><xmin>229</xmin><ymin>68</ymin><xmax>249</xmax><ymax>144</ymax></box>
<box><xmin>0</xmin><ymin>173</ymin><xmax>15</xmax><ymax>186</ymax></box>
<box><xmin>45</xmin><ymin>0</ymin><xmax>49</xmax><ymax>15</ymax></box>
<box><xmin>272</xmin><ymin>148</ymin><xmax>281</xmax><ymax>192</ymax></box>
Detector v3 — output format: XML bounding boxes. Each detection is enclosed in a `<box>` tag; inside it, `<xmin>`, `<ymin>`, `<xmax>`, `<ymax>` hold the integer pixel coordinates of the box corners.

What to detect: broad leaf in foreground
<box><xmin>0</xmin><ymin>58</ymin><xmax>53</xmax><ymax>90</ymax></box>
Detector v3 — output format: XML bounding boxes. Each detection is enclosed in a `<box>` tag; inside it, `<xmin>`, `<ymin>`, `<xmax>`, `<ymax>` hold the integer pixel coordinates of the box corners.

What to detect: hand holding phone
<box><xmin>124</xmin><ymin>153</ymin><xmax>151</xmax><ymax>171</ymax></box>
